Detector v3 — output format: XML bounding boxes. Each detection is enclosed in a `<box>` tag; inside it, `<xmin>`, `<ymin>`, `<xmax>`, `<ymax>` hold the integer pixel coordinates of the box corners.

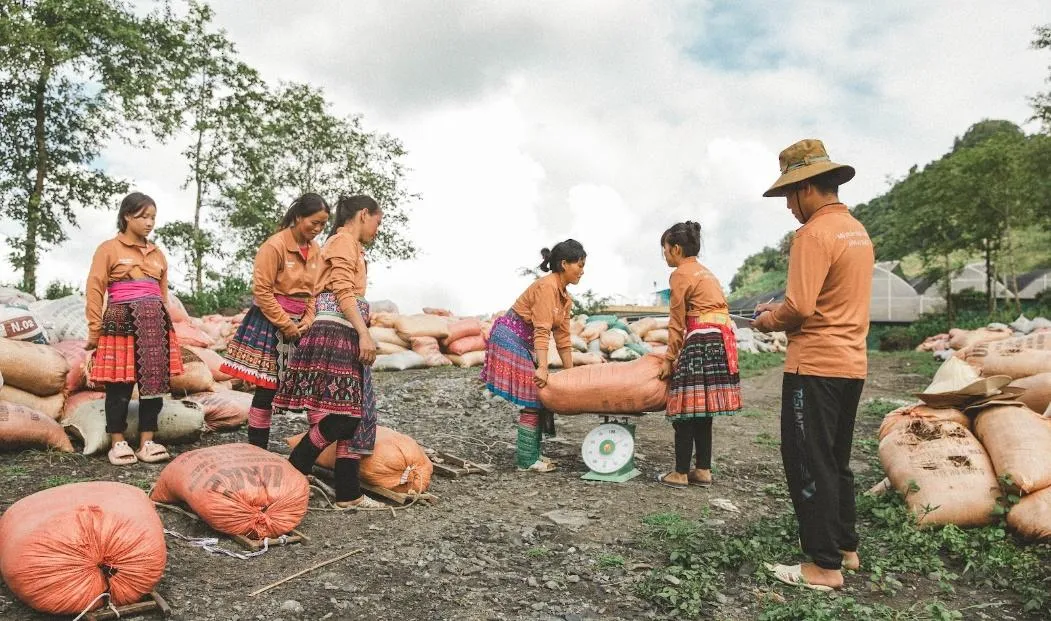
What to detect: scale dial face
<box><xmin>581</xmin><ymin>423</ymin><xmax>635</xmax><ymax>474</ymax></box>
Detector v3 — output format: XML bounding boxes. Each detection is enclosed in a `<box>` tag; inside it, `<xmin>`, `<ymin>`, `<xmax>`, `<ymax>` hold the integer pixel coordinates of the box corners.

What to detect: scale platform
<box><xmin>580</xmin><ymin>415</ymin><xmax>643</xmax><ymax>482</ymax></box>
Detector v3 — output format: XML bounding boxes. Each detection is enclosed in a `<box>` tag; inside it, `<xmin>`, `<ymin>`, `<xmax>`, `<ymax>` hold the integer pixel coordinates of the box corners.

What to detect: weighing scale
<box><xmin>580</xmin><ymin>415</ymin><xmax>642</xmax><ymax>482</ymax></box>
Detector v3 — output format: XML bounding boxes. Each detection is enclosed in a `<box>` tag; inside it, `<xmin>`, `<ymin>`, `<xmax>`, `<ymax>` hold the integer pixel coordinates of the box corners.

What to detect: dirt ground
<box><xmin>0</xmin><ymin>354</ymin><xmax>996</xmax><ymax>621</ymax></box>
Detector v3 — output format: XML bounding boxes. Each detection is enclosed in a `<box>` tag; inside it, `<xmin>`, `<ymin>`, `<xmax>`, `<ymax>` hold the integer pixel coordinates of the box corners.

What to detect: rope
<box><xmin>72</xmin><ymin>591</ymin><xmax>119</xmax><ymax>621</ymax></box>
<box><xmin>163</xmin><ymin>529</ymin><xmax>285</xmax><ymax>560</ymax></box>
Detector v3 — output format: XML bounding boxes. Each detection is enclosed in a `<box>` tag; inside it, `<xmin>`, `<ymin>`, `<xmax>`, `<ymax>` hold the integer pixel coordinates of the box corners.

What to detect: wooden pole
<box><xmin>249</xmin><ymin>549</ymin><xmax>364</xmax><ymax>597</ymax></box>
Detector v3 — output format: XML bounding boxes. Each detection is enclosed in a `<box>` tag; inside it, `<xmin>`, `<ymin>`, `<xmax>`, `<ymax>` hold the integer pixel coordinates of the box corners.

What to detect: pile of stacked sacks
<box><xmin>916</xmin><ymin>314</ymin><xmax>1051</xmax><ymax>359</ymax></box>
<box><xmin>876</xmin><ymin>346</ymin><xmax>1051</xmax><ymax>539</ymax></box>
<box><xmin>0</xmin><ymin>288</ymin><xmax>258</xmax><ymax>458</ymax></box>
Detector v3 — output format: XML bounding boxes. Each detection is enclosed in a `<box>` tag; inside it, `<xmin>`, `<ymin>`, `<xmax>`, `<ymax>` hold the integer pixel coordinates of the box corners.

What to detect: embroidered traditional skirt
<box><xmin>89</xmin><ymin>298</ymin><xmax>183</xmax><ymax>397</ymax></box>
<box><xmin>273</xmin><ymin>294</ymin><xmax>377</xmax><ymax>456</ymax></box>
<box><xmin>221</xmin><ymin>304</ymin><xmax>302</xmax><ymax>390</ymax></box>
<box><xmin>480</xmin><ymin>310</ymin><xmax>539</xmax><ymax>409</ymax></box>
<box><xmin>666</xmin><ymin>323</ymin><xmax>742</xmax><ymax>421</ymax></box>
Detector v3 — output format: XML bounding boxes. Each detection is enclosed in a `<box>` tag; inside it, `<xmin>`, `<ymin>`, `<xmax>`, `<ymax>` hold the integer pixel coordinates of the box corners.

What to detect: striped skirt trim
<box><xmin>89</xmin><ymin>298</ymin><xmax>183</xmax><ymax>397</ymax></box>
<box><xmin>220</xmin><ymin>305</ymin><xmax>301</xmax><ymax>390</ymax></box>
<box><xmin>666</xmin><ymin>328</ymin><xmax>742</xmax><ymax>420</ymax></box>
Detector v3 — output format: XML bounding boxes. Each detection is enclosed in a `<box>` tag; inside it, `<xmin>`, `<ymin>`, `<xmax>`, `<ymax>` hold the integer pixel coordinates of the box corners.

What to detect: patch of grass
<box><xmin>41</xmin><ymin>475</ymin><xmax>88</xmax><ymax>489</ymax></box>
<box><xmin>740</xmin><ymin>408</ymin><xmax>766</xmax><ymax>418</ymax></box>
<box><xmin>130</xmin><ymin>479</ymin><xmax>153</xmax><ymax>492</ymax></box>
<box><xmin>738</xmin><ymin>352</ymin><xmax>785</xmax><ymax>378</ymax></box>
<box><xmin>526</xmin><ymin>546</ymin><xmax>550</xmax><ymax>558</ymax></box>
<box><xmin>2</xmin><ymin>465</ymin><xmax>28</xmax><ymax>478</ymax></box>
<box><xmin>871</xmin><ymin>350</ymin><xmax>942</xmax><ymax>382</ymax></box>
<box><xmin>598</xmin><ymin>554</ymin><xmax>625</xmax><ymax>568</ymax></box>
<box><xmin>753</xmin><ymin>432</ymin><xmax>780</xmax><ymax>449</ymax></box>
<box><xmin>638</xmin><ymin>476</ymin><xmax>1051</xmax><ymax>619</ymax></box>
<box><xmin>861</xmin><ymin>398</ymin><xmax>906</xmax><ymax>420</ymax></box>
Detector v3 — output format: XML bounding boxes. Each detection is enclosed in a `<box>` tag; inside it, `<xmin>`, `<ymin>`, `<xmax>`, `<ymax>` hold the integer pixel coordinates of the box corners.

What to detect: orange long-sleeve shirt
<box><xmin>665</xmin><ymin>257</ymin><xmax>729</xmax><ymax>362</ymax></box>
<box><xmin>753</xmin><ymin>204</ymin><xmax>874</xmax><ymax>379</ymax></box>
<box><xmin>316</xmin><ymin>229</ymin><xmax>367</xmax><ymax>319</ymax></box>
<box><xmin>85</xmin><ymin>234</ymin><xmax>170</xmax><ymax>342</ymax></box>
<box><xmin>511</xmin><ymin>273</ymin><xmax>573</xmax><ymax>358</ymax></box>
<box><xmin>252</xmin><ymin>228</ymin><xmax>323</xmax><ymax>334</ymax></box>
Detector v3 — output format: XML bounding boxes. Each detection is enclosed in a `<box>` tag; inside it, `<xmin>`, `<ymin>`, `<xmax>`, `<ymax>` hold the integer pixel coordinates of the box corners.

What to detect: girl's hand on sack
<box><xmin>657</xmin><ymin>359</ymin><xmax>673</xmax><ymax>380</ymax></box>
<box><xmin>533</xmin><ymin>367</ymin><xmax>549</xmax><ymax>388</ymax></box>
<box><xmin>359</xmin><ymin>333</ymin><xmax>377</xmax><ymax>366</ymax></box>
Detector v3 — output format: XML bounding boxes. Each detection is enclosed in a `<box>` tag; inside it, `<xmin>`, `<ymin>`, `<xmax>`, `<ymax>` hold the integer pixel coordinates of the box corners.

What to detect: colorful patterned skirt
<box><xmin>273</xmin><ymin>294</ymin><xmax>377</xmax><ymax>456</ymax></box>
<box><xmin>221</xmin><ymin>304</ymin><xmax>302</xmax><ymax>390</ymax></box>
<box><xmin>89</xmin><ymin>298</ymin><xmax>183</xmax><ymax>397</ymax></box>
<box><xmin>481</xmin><ymin>310</ymin><xmax>539</xmax><ymax>409</ymax></box>
<box><xmin>666</xmin><ymin>323</ymin><xmax>742</xmax><ymax>421</ymax></box>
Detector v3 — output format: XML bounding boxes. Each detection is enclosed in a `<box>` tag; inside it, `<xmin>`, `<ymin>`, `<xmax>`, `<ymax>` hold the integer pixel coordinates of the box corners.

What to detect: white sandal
<box><xmin>334</xmin><ymin>495</ymin><xmax>387</xmax><ymax>511</ymax></box>
<box><xmin>108</xmin><ymin>441</ymin><xmax>137</xmax><ymax>466</ymax></box>
<box><xmin>136</xmin><ymin>440</ymin><xmax>171</xmax><ymax>464</ymax></box>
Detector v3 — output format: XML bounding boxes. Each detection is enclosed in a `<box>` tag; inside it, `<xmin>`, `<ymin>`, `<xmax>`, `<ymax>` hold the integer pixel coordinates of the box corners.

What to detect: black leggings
<box><xmin>289</xmin><ymin>416</ymin><xmax>362</xmax><ymax>501</ymax></box>
<box><xmin>251</xmin><ymin>387</ymin><xmax>276</xmax><ymax>412</ymax></box>
<box><xmin>673</xmin><ymin>417</ymin><xmax>713</xmax><ymax>473</ymax></box>
<box><xmin>105</xmin><ymin>383</ymin><xmax>162</xmax><ymax>435</ymax></box>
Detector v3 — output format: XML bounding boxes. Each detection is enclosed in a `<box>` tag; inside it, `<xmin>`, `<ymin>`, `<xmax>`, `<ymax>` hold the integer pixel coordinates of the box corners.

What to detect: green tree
<box><xmin>154</xmin><ymin>1</ymin><xmax>265</xmax><ymax>295</ymax></box>
<box><xmin>222</xmin><ymin>82</ymin><xmax>417</xmax><ymax>264</ymax></box>
<box><xmin>0</xmin><ymin>0</ymin><xmax>190</xmax><ymax>294</ymax></box>
<box><xmin>1031</xmin><ymin>24</ymin><xmax>1051</xmax><ymax>131</ymax></box>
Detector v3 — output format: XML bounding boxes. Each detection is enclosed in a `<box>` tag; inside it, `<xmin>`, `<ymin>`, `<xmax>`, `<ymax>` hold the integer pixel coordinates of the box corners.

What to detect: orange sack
<box><xmin>1007</xmin><ymin>485</ymin><xmax>1051</xmax><ymax>540</ymax></box>
<box><xmin>185</xmin><ymin>345</ymin><xmax>233</xmax><ymax>382</ymax></box>
<box><xmin>877</xmin><ymin>403</ymin><xmax>969</xmax><ymax>442</ymax></box>
<box><xmin>51</xmin><ymin>340</ymin><xmax>91</xmax><ymax>393</ymax></box>
<box><xmin>878</xmin><ymin>419</ymin><xmax>1000</xmax><ymax>527</ymax></box>
<box><xmin>150</xmin><ymin>444</ymin><xmax>309</xmax><ymax>538</ymax></box>
<box><xmin>538</xmin><ymin>354</ymin><xmax>668</xmax><ymax>414</ymax></box>
<box><xmin>286</xmin><ymin>425</ymin><xmax>433</xmax><ymax>494</ymax></box>
<box><xmin>0</xmin><ymin>401</ymin><xmax>74</xmax><ymax>452</ymax></box>
<box><xmin>446</xmin><ymin>335</ymin><xmax>486</xmax><ymax>355</ymax></box>
<box><xmin>973</xmin><ymin>405</ymin><xmax>1051</xmax><ymax>493</ymax></box>
<box><xmin>442</xmin><ymin>318</ymin><xmax>482</xmax><ymax>345</ymax></box>
<box><xmin>186</xmin><ymin>390</ymin><xmax>253</xmax><ymax>431</ymax></box>
<box><xmin>0</xmin><ymin>482</ymin><xmax>165</xmax><ymax>615</ymax></box>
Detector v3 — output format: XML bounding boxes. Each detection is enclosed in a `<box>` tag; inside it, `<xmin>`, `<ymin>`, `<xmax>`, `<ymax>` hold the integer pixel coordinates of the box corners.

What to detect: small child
<box><xmin>655</xmin><ymin>222</ymin><xmax>741</xmax><ymax>488</ymax></box>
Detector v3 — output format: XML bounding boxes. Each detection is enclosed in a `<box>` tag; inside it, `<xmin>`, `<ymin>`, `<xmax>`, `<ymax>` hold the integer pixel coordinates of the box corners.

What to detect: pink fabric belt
<box><xmin>259</xmin><ymin>294</ymin><xmax>308</xmax><ymax>315</ymax></box>
<box><xmin>108</xmin><ymin>279</ymin><xmax>162</xmax><ymax>303</ymax></box>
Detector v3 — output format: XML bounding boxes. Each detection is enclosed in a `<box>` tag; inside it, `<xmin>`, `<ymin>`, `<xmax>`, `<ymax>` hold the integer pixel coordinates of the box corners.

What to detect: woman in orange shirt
<box><xmin>220</xmin><ymin>193</ymin><xmax>329</xmax><ymax>450</ymax></box>
<box><xmin>656</xmin><ymin>222</ymin><xmax>741</xmax><ymax>488</ymax></box>
<box><xmin>85</xmin><ymin>192</ymin><xmax>184</xmax><ymax>466</ymax></box>
<box><xmin>275</xmin><ymin>195</ymin><xmax>385</xmax><ymax>510</ymax></box>
<box><xmin>481</xmin><ymin>239</ymin><xmax>585</xmax><ymax>473</ymax></box>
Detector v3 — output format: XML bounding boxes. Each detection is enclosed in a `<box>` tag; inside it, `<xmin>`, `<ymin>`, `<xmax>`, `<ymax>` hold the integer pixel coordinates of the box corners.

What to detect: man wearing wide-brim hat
<box><xmin>752</xmin><ymin>139</ymin><xmax>875</xmax><ymax>591</ymax></box>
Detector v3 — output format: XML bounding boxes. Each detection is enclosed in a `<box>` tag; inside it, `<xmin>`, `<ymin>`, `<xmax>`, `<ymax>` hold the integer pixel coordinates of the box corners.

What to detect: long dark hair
<box><xmin>539</xmin><ymin>239</ymin><xmax>587</xmax><ymax>273</ymax></box>
<box><xmin>334</xmin><ymin>195</ymin><xmax>381</xmax><ymax>230</ymax></box>
<box><xmin>116</xmin><ymin>192</ymin><xmax>156</xmax><ymax>232</ymax></box>
<box><xmin>280</xmin><ymin>193</ymin><xmax>331</xmax><ymax>229</ymax></box>
<box><xmin>661</xmin><ymin>221</ymin><xmax>702</xmax><ymax>257</ymax></box>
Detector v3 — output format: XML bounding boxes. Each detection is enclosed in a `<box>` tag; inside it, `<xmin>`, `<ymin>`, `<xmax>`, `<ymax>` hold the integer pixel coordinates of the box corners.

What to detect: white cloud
<box><xmin>7</xmin><ymin>0</ymin><xmax>1051</xmax><ymax>316</ymax></box>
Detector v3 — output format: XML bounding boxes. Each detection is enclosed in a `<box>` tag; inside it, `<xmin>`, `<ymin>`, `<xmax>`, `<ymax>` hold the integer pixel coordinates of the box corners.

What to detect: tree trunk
<box><xmin>944</xmin><ymin>253</ymin><xmax>954</xmax><ymax>330</ymax></box>
<box><xmin>985</xmin><ymin>237</ymin><xmax>995</xmax><ymax>314</ymax></box>
<box><xmin>193</xmin><ymin>126</ymin><xmax>205</xmax><ymax>295</ymax></box>
<box><xmin>23</xmin><ymin>62</ymin><xmax>52</xmax><ymax>295</ymax></box>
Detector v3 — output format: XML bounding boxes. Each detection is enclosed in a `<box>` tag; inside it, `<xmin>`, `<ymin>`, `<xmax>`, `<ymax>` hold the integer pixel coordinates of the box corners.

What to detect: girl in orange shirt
<box><xmin>220</xmin><ymin>193</ymin><xmax>329</xmax><ymax>450</ymax></box>
<box><xmin>85</xmin><ymin>192</ymin><xmax>184</xmax><ymax>466</ymax></box>
<box><xmin>656</xmin><ymin>222</ymin><xmax>741</xmax><ymax>488</ymax></box>
<box><xmin>482</xmin><ymin>239</ymin><xmax>585</xmax><ymax>473</ymax></box>
<box><xmin>275</xmin><ymin>195</ymin><xmax>385</xmax><ymax>510</ymax></box>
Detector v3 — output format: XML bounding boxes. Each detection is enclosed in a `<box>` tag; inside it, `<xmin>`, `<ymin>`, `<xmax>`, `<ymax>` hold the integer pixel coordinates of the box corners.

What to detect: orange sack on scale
<box><xmin>0</xmin><ymin>482</ymin><xmax>165</xmax><ymax>615</ymax></box>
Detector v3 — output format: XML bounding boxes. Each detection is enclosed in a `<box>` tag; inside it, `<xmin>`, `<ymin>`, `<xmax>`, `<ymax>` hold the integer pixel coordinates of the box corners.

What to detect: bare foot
<box><xmin>800</xmin><ymin>562</ymin><xmax>844</xmax><ymax>589</ymax></box>
<box><xmin>840</xmin><ymin>550</ymin><xmax>860</xmax><ymax>571</ymax></box>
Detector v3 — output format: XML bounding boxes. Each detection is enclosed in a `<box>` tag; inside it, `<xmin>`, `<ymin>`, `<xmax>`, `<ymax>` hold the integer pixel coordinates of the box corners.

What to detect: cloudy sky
<box><xmin>9</xmin><ymin>1</ymin><xmax>1051</xmax><ymax>315</ymax></box>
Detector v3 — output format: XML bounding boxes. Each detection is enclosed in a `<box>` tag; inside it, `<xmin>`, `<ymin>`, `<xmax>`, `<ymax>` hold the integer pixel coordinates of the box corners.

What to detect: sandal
<box><xmin>136</xmin><ymin>440</ymin><xmax>171</xmax><ymax>464</ymax></box>
<box><xmin>687</xmin><ymin>469</ymin><xmax>713</xmax><ymax>487</ymax></box>
<box><xmin>334</xmin><ymin>495</ymin><xmax>387</xmax><ymax>511</ymax></box>
<box><xmin>108</xmin><ymin>441</ymin><xmax>138</xmax><ymax>466</ymax></box>
<box><xmin>763</xmin><ymin>563</ymin><xmax>835</xmax><ymax>592</ymax></box>
<box><xmin>656</xmin><ymin>472</ymin><xmax>688</xmax><ymax>488</ymax></box>
<box><xmin>518</xmin><ymin>460</ymin><xmax>557</xmax><ymax>473</ymax></box>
